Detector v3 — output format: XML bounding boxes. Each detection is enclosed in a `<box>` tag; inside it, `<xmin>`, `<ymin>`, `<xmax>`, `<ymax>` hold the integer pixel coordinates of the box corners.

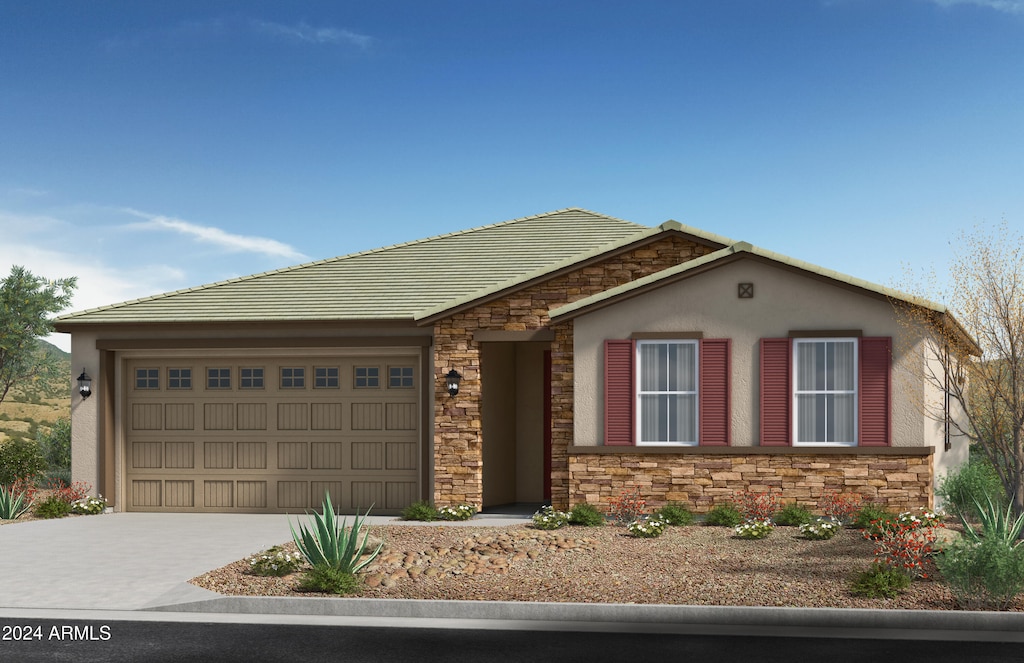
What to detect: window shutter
<box><xmin>699</xmin><ymin>338</ymin><xmax>731</xmax><ymax>446</ymax></box>
<box><xmin>604</xmin><ymin>339</ymin><xmax>635</xmax><ymax>446</ymax></box>
<box><xmin>760</xmin><ymin>337</ymin><xmax>792</xmax><ymax>446</ymax></box>
<box><xmin>859</xmin><ymin>336</ymin><xmax>891</xmax><ymax>446</ymax></box>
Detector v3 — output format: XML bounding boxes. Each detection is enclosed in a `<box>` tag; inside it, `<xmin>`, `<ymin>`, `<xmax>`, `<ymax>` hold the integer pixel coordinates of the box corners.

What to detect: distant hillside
<box><xmin>38</xmin><ymin>339</ymin><xmax>71</xmax><ymax>362</ymax></box>
<box><xmin>0</xmin><ymin>339</ymin><xmax>70</xmax><ymax>445</ymax></box>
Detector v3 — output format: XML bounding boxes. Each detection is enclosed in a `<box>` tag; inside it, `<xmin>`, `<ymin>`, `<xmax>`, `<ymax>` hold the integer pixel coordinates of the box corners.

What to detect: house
<box><xmin>55</xmin><ymin>208</ymin><xmax>970</xmax><ymax>515</ymax></box>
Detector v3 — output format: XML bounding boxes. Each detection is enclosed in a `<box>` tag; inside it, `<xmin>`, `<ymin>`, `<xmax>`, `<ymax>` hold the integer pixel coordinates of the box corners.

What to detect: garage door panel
<box><xmin>126</xmin><ymin>354</ymin><xmax>420</xmax><ymax>514</ymax></box>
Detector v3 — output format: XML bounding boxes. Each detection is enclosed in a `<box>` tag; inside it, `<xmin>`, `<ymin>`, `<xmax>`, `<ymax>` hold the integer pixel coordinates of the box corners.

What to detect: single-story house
<box><xmin>55</xmin><ymin>208</ymin><xmax>971</xmax><ymax>515</ymax></box>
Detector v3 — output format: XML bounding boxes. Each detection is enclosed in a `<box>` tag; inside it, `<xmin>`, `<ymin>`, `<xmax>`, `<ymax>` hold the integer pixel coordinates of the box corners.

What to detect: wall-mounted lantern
<box><xmin>77</xmin><ymin>370</ymin><xmax>93</xmax><ymax>399</ymax></box>
<box><xmin>445</xmin><ymin>369</ymin><xmax>462</xmax><ymax>398</ymax></box>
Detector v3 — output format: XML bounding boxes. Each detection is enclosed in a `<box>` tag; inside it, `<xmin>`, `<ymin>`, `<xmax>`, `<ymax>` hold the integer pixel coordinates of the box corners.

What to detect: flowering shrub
<box><xmin>248</xmin><ymin>546</ymin><xmax>304</xmax><ymax>577</ymax></box>
<box><xmin>799</xmin><ymin>518</ymin><xmax>840</xmax><ymax>540</ymax></box>
<box><xmin>734</xmin><ymin>519</ymin><xmax>774</xmax><ymax>540</ymax></box>
<box><xmin>532</xmin><ymin>505</ymin><xmax>569</xmax><ymax>530</ymax></box>
<box><xmin>737</xmin><ymin>491</ymin><xmax>779</xmax><ymax>522</ymax></box>
<box><xmin>437</xmin><ymin>504</ymin><xmax>477</xmax><ymax>521</ymax></box>
<box><xmin>627</xmin><ymin>516</ymin><xmax>667</xmax><ymax>538</ymax></box>
<box><xmin>817</xmin><ymin>491</ymin><xmax>862</xmax><ymax>525</ymax></box>
<box><xmin>70</xmin><ymin>495</ymin><xmax>106</xmax><ymax>515</ymax></box>
<box><xmin>865</xmin><ymin>519</ymin><xmax>942</xmax><ymax>579</ymax></box>
<box><xmin>607</xmin><ymin>487</ymin><xmax>647</xmax><ymax>526</ymax></box>
<box><xmin>896</xmin><ymin>507</ymin><xmax>944</xmax><ymax>529</ymax></box>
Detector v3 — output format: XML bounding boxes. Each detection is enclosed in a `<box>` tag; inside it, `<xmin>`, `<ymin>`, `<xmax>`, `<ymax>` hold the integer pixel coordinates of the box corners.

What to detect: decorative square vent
<box><xmin>738</xmin><ymin>282</ymin><xmax>754</xmax><ymax>298</ymax></box>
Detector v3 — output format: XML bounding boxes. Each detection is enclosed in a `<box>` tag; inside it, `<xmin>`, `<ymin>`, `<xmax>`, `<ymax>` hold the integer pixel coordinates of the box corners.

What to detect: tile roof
<box><xmin>55</xmin><ymin>208</ymin><xmax>650</xmax><ymax>325</ymax></box>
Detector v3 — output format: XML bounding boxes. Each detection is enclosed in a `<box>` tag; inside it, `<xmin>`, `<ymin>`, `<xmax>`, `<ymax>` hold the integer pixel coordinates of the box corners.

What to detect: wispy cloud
<box><xmin>123</xmin><ymin>209</ymin><xmax>309</xmax><ymax>261</ymax></box>
<box><xmin>249</xmin><ymin>19</ymin><xmax>372</xmax><ymax>48</ymax></box>
<box><xmin>923</xmin><ymin>0</ymin><xmax>1024</xmax><ymax>13</ymax></box>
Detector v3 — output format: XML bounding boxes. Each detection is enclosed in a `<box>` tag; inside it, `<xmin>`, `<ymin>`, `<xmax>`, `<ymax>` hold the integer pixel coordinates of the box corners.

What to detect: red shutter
<box><xmin>604</xmin><ymin>339</ymin><xmax>635</xmax><ymax>446</ymax></box>
<box><xmin>760</xmin><ymin>338</ymin><xmax>792</xmax><ymax>446</ymax></box>
<box><xmin>859</xmin><ymin>336</ymin><xmax>891</xmax><ymax>447</ymax></box>
<box><xmin>699</xmin><ymin>338</ymin><xmax>731</xmax><ymax>446</ymax></box>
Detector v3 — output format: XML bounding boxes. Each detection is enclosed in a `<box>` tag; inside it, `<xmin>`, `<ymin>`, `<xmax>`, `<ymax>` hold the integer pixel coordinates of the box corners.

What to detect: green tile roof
<box><xmin>55</xmin><ymin>208</ymin><xmax>650</xmax><ymax>325</ymax></box>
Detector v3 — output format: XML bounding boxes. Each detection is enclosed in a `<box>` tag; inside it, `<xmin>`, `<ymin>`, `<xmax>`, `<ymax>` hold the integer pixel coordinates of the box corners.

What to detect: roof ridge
<box><xmin>56</xmin><ymin>208</ymin><xmax>639</xmax><ymax>319</ymax></box>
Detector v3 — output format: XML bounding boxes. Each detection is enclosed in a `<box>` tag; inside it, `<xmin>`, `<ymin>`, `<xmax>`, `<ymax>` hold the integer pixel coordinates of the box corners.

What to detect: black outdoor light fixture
<box><xmin>445</xmin><ymin>369</ymin><xmax>462</xmax><ymax>398</ymax></box>
<box><xmin>77</xmin><ymin>370</ymin><xmax>92</xmax><ymax>399</ymax></box>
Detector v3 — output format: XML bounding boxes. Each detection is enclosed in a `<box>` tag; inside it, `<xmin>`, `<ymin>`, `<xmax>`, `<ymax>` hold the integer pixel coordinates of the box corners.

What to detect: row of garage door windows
<box><xmin>133</xmin><ymin>366</ymin><xmax>416</xmax><ymax>391</ymax></box>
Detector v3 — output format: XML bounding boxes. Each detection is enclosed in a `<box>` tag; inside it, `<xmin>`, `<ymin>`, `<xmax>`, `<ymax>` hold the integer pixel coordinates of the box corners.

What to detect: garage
<box><xmin>123</xmin><ymin>351</ymin><xmax>422</xmax><ymax>514</ymax></box>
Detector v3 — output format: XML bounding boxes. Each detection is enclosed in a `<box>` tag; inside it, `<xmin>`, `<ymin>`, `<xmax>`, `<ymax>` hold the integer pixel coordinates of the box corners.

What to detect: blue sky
<box><xmin>2</xmin><ymin>1</ymin><xmax>1022</xmax><ymax>351</ymax></box>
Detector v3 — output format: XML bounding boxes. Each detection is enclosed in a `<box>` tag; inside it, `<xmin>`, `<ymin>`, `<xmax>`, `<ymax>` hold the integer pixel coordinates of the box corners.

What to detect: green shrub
<box><xmin>937</xmin><ymin>538</ymin><xmax>1024</xmax><ymax>610</ymax></box>
<box><xmin>0</xmin><ymin>483</ymin><xmax>34</xmax><ymax>519</ymax></box>
<box><xmin>70</xmin><ymin>495</ymin><xmax>107</xmax><ymax>515</ymax></box>
<box><xmin>0</xmin><ymin>438</ymin><xmax>46</xmax><ymax>486</ymax></box>
<box><xmin>437</xmin><ymin>504</ymin><xmax>477</xmax><ymax>521</ymax></box>
<box><xmin>937</xmin><ymin>456</ymin><xmax>1007</xmax><ymax>520</ymax></box>
<box><xmin>34</xmin><ymin>495</ymin><xmax>71</xmax><ymax>519</ymax></box>
<box><xmin>532</xmin><ymin>505</ymin><xmax>569</xmax><ymax>530</ymax></box>
<box><xmin>289</xmin><ymin>494</ymin><xmax>382</xmax><ymax>574</ymax></box>
<box><xmin>734</xmin><ymin>519</ymin><xmax>774</xmax><ymax>540</ymax></box>
<box><xmin>655</xmin><ymin>503</ymin><xmax>694</xmax><ymax>526</ymax></box>
<box><xmin>774</xmin><ymin>503</ymin><xmax>814</xmax><ymax>527</ymax></box>
<box><xmin>850</xmin><ymin>562</ymin><xmax>912</xmax><ymax>599</ymax></box>
<box><xmin>296</xmin><ymin>566</ymin><xmax>361</xmax><ymax>594</ymax></box>
<box><xmin>800</xmin><ymin>518</ymin><xmax>841</xmax><ymax>540</ymax></box>
<box><xmin>959</xmin><ymin>493</ymin><xmax>1024</xmax><ymax>547</ymax></box>
<box><xmin>402</xmin><ymin>500</ymin><xmax>439</xmax><ymax>522</ymax></box>
<box><xmin>568</xmin><ymin>502</ymin><xmax>605</xmax><ymax>526</ymax></box>
<box><xmin>247</xmin><ymin>546</ymin><xmax>304</xmax><ymax>577</ymax></box>
<box><xmin>852</xmin><ymin>503</ymin><xmax>897</xmax><ymax>531</ymax></box>
<box><xmin>704</xmin><ymin>503</ymin><xmax>743</xmax><ymax>527</ymax></box>
<box><xmin>36</xmin><ymin>418</ymin><xmax>70</xmax><ymax>478</ymax></box>
<box><xmin>627</xmin><ymin>516</ymin><xmax>667</xmax><ymax>538</ymax></box>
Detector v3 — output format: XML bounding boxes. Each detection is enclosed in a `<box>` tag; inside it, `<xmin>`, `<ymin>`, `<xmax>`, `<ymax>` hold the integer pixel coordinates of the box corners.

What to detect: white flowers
<box><xmin>734</xmin><ymin>518</ymin><xmax>774</xmax><ymax>540</ymax></box>
<box><xmin>627</xmin><ymin>516</ymin><xmax>667</xmax><ymax>538</ymax></box>
<box><xmin>70</xmin><ymin>496</ymin><xmax>107</xmax><ymax>515</ymax></box>
<box><xmin>799</xmin><ymin>518</ymin><xmax>840</xmax><ymax>540</ymax></box>
<box><xmin>532</xmin><ymin>506</ymin><xmax>569</xmax><ymax>530</ymax></box>
<box><xmin>437</xmin><ymin>504</ymin><xmax>477</xmax><ymax>521</ymax></box>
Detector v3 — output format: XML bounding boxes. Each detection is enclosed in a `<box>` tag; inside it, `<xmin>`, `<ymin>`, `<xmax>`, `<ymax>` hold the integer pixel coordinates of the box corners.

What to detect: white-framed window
<box><xmin>793</xmin><ymin>338</ymin><xmax>857</xmax><ymax>446</ymax></box>
<box><xmin>636</xmin><ymin>340</ymin><xmax>699</xmax><ymax>445</ymax></box>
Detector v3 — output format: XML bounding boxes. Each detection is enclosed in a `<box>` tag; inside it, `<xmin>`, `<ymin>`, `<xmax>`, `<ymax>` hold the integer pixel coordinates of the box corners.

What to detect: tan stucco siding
<box><xmin>572</xmin><ymin>258</ymin><xmax>929</xmax><ymax>448</ymax></box>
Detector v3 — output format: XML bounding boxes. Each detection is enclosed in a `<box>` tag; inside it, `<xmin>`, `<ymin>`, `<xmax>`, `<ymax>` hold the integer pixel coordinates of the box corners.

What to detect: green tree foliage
<box><xmin>0</xmin><ymin>266</ymin><xmax>76</xmax><ymax>407</ymax></box>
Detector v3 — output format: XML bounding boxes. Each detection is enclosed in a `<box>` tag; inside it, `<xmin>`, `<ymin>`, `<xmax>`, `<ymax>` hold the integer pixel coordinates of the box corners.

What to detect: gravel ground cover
<box><xmin>190</xmin><ymin>522</ymin><xmax>1023</xmax><ymax>611</ymax></box>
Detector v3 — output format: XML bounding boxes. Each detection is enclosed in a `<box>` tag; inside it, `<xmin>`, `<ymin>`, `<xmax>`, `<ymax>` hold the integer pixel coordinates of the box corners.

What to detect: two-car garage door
<box><xmin>124</xmin><ymin>352</ymin><xmax>421</xmax><ymax>514</ymax></box>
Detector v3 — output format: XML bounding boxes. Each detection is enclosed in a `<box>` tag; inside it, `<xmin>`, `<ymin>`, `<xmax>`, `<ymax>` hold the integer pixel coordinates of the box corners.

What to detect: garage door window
<box><xmin>168</xmin><ymin>368</ymin><xmax>192</xmax><ymax>390</ymax></box>
<box><xmin>281</xmin><ymin>367</ymin><xmax>305</xmax><ymax>389</ymax></box>
<box><xmin>355</xmin><ymin>367</ymin><xmax>379</xmax><ymax>388</ymax></box>
<box><xmin>207</xmin><ymin>368</ymin><xmax>231</xmax><ymax>389</ymax></box>
<box><xmin>135</xmin><ymin>368</ymin><xmax>159</xmax><ymax>390</ymax></box>
<box><xmin>389</xmin><ymin>366</ymin><xmax>414</xmax><ymax>388</ymax></box>
<box><xmin>315</xmin><ymin>367</ymin><xmax>340</xmax><ymax>388</ymax></box>
<box><xmin>240</xmin><ymin>367</ymin><xmax>264</xmax><ymax>389</ymax></box>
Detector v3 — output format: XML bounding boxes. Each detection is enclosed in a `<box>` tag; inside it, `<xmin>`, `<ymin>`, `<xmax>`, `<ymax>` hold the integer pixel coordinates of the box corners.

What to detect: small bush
<box><xmin>36</xmin><ymin>418</ymin><xmax>70</xmax><ymax>478</ymax></box>
<box><xmin>937</xmin><ymin>456</ymin><xmax>1007</xmax><ymax>520</ymax></box>
<box><xmin>34</xmin><ymin>495</ymin><xmax>71</xmax><ymax>519</ymax></box>
<box><xmin>70</xmin><ymin>495</ymin><xmax>107</xmax><ymax>515</ymax></box>
<box><xmin>704</xmin><ymin>504</ymin><xmax>743</xmax><ymax>527</ymax></box>
<box><xmin>402</xmin><ymin>500</ymin><xmax>439</xmax><ymax>522</ymax></box>
<box><xmin>775</xmin><ymin>503</ymin><xmax>814</xmax><ymax>527</ymax></box>
<box><xmin>937</xmin><ymin>538</ymin><xmax>1024</xmax><ymax>610</ymax></box>
<box><xmin>627</xmin><ymin>516</ymin><xmax>667</xmax><ymax>538</ymax></box>
<box><xmin>734</xmin><ymin>519</ymin><xmax>774</xmax><ymax>540</ymax></box>
<box><xmin>568</xmin><ymin>502</ymin><xmax>605</xmax><ymax>526</ymax></box>
<box><xmin>607</xmin><ymin>487</ymin><xmax>647</xmax><ymax>525</ymax></box>
<box><xmin>818</xmin><ymin>491</ymin><xmax>863</xmax><ymax>526</ymax></box>
<box><xmin>800</xmin><ymin>518</ymin><xmax>840</xmax><ymax>540</ymax></box>
<box><xmin>656</xmin><ymin>503</ymin><xmax>694</xmax><ymax>526</ymax></box>
<box><xmin>852</xmin><ymin>503</ymin><xmax>897</xmax><ymax>531</ymax></box>
<box><xmin>532</xmin><ymin>505</ymin><xmax>569</xmax><ymax>530</ymax></box>
<box><xmin>297</xmin><ymin>566</ymin><xmax>361</xmax><ymax>594</ymax></box>
<box><xmin>248</xmin><ymin>546</ymin><xmax>304</xmax><ymax>577</ymax></box>
<box><xmin>737</xmin><ymin>491</ymin><xmax>779</xmax><ymax>522</ymax></box>
<box><xmin>437</xmin><ymin>504</ymin><xmax>477</xmax><ymax>521</ymax></box>
<box><xmin>850</xmin><ymin>562</ymin><xmax>912</xmax><ymax>599</ymax></box>
<box><xmin>0</xmin><ymin>438</ymin><xmax>46</xmax><ymax>486</ymax></box>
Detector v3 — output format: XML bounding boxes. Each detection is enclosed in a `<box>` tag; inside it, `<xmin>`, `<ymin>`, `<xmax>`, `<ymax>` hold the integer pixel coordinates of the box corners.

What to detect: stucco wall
<box><xmin>572</xmin><ymin>257</ymin><xmax>929</xmax><ymax>448</ymax></box>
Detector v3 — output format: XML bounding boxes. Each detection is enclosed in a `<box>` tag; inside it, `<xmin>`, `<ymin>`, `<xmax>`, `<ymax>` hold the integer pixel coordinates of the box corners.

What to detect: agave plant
<box><xmin>959</xmin><ymin>493</ymin><xmax>1024</xmax><ymax>548</ymax></box>
<box><xmin>0</xmin><ymin>484</ymin><xmax>34</xmax><ymax>520</ymax></box>
<box><xmin>290</xmin><ymin>493</ymin><xmax>382</xmax><ymax>573</ymax></box>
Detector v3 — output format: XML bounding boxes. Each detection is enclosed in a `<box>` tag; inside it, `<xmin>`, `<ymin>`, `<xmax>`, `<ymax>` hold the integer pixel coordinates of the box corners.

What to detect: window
<box><xmin>388</xmin><ymin>366</ymin><xmax>414</xmax><ymax>389</ymax></box>
<box><xmin>240</xmin><ymin>367</ymin><xmax>264</xmax><ymax>389</ymax></box>
<box><xmin>354</xmin><ymin>366</ymin><xmax>379</xmax><ymax>388</ymax></box>
<box><xmin>793</xmin><ymin>339</ymin><xmax>857</xmax><ymax>445</ymax></box>
<box><xmin>167</xmin><ymin>368</ymin><xmax>191</xmax><ymax>390</ymax></box>
<box><xmin>636</xmin><ymin>340</ymin><xmax>699</xmax><ymax>445</ymax></box>
<box><xmin>281</xmin><ymin>367</ymin><xmax>305</xmax><ymax>389</ymax></box>
<box><xmin>315</xmin><ymin>367</ymin><xmax>340</xmax><ymax>389</ymax></box>
<box><xmin>135</xmin><ymin>368</ymin><xmax>159</xmax><ymax>389</ymax></box>
<box><xmin>605</xmin><ymin>338</ymin><xmax>730</xmax><ymax>447</ymax></box>
<box><xmin>207</xmin><ymin>368</ymin><xmax>231</xmax><ymax>389</ymax></box>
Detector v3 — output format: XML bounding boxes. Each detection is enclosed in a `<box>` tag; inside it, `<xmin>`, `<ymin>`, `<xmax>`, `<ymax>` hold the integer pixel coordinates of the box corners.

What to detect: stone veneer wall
<box><xmin>566</xmin><ymin>448</ymin><xmax>934</xmax><ymax>514</ymax></box>
<box><xmin>432</xmin><ymin>236</ymin><xmax>714</xmax><ymax>508</ymax></box>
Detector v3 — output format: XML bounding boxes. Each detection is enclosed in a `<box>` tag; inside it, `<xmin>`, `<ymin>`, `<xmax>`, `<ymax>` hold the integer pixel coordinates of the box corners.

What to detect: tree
<box><xmin>896</xmin><ymin>222</ymin><xmax>1024</xmax><ymax>518</ymax></box>
<box><xmin>0</xmin><ymin>266</ymin><xmax>77</xmax><ymax>407</ymax></box>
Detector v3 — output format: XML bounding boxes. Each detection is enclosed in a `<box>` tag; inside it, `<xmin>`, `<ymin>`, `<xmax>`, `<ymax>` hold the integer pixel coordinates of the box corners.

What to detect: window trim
<box><xmin>313</xmin><ymin>366</ymin><xmax>340</xmax><ymax>389</ymax></box>
<box><xmin>791</xmin><ymin>337</ymin><xmax>858</xmax><ymax>447</ymax></box>
<box><xmin>634</xmin><ymin>339</ymin><xmax>700</xmax><ymax>446</ymax></box>
<box><xmin>167</xmin><ymin>367</ymin><xmax>192</xmax><ymax>390</ymax></box>
<box><xmin>239</xmin><ymin>366</ymin><xmax>265</xmax><ymax>390</ymax></box>
<box><xmin>387</xmin><ymin>365</ymin><xmax>415</xmax><ymax>389</ymax></box>
<box><xmin>135</xmin><ymin>368</ymin><xmax>160</xmax><ymax>390</ymax></box>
